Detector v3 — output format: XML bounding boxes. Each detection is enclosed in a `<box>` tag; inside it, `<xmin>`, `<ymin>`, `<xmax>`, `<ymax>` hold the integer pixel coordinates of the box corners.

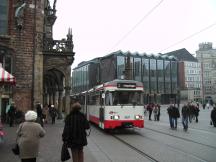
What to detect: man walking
<box><xmin>182</xmin><ymin>103</ymin><xmax>189</xmax><ymax>131</ymax></box>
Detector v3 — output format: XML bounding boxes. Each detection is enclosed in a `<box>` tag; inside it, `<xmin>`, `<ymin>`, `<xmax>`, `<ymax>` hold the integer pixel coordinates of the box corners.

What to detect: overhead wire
<box><xmin>159</xmin><ymin>21</ymin><xmax>216</xmax><ymax>53</ymax></box>
<box><xmin>109</xmin><ymin>0</ymin><xmax>164</xmax><ymax>53</ymax></box>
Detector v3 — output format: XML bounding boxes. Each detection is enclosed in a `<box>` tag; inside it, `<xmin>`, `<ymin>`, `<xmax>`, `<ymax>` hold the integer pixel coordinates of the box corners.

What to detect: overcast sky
<box><xmin>52</xmin><ymin>0</ymin><xmax>216</xmax><ymax>69</ymax></box>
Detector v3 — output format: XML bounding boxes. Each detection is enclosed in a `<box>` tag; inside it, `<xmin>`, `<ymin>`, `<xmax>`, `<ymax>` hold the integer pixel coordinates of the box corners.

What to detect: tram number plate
<box><xmin>124</xmin><ymin>115</ymin><xmax>130</xmax><ymax>119</ymax></box>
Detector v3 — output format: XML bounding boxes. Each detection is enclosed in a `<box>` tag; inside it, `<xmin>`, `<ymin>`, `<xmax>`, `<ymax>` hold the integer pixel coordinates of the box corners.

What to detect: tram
<box><xmin>73</xmin><ymin>79</ymin><xmax>144</xmax><ymax>129</ymax></box>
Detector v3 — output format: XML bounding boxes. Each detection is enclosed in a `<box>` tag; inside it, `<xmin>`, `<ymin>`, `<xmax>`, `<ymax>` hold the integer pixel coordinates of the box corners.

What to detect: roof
<box><xmin>163</xmin><ymin>48</ymin><xmax>198</xmax><ymax>62</ymax></box>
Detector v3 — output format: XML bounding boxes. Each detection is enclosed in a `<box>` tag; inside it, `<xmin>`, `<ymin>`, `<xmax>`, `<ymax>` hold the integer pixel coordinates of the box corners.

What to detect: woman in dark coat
<box><xmin>211</xmin><ymin>106</ymin><xmax>216</xmax><ymax>127</ymax></box>
<box><xmin>62</xmin><ymin>100</ymin><xmax>90</xmax><ymax>162</ymax></box>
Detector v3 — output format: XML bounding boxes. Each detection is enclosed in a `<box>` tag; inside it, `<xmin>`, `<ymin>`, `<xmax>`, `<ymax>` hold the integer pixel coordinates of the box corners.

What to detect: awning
<box><xmin>0</xmin><ymin>66</ymin><xmax>16</xmax><ymax>85</ymax></box>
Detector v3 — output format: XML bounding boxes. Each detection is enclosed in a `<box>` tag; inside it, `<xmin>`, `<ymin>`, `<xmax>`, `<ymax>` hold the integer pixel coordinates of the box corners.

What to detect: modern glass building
<box><xmin>72</xmin><ymin>51</ymin><xmax>178</xmax><ymax>104</ymax></box>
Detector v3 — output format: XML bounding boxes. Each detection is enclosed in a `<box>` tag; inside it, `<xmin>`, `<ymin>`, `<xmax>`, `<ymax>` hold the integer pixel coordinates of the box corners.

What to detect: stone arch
<box><xmin>43</xmin><ymin>68</ymin><xmax>65</xmax><ymax>116</ymax></box>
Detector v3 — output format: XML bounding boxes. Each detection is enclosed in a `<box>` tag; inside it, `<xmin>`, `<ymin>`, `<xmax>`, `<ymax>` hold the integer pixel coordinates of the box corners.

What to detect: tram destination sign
<box><xmin>117</xmin><ymin>83</ymin><xmax>136</xmax><ymax>89</ymax></box>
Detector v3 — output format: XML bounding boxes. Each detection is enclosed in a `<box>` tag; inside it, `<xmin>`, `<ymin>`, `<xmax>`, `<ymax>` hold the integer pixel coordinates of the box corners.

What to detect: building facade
<box><xmin>0</xmin><ymin>0</ymin><xmax>74</xmax><ymax>120</ymax></box>
<box><xmin>72</xmin><ymin>51</ymin><xmax>178</xmax><ymax>104</ymax></box>
<box><xmin>164</xmin><ymin>48</ymin><xmax>202</xmax><ymax>103</ymax></box>
<box><xmin>196</xmin><ymin>42</ymin><xmax>216</xmax><ymax>103</ymax></box>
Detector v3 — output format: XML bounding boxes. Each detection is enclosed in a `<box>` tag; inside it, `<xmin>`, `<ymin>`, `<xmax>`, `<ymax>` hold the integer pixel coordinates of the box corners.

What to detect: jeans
<box><xmin>172</xmin><ymin>118</ymin><xmax>177</xmax><ymax>128</ymax></box>
<box><xmin>182</xmin><ymin>116</ymin><xmax>188</xmax><ymax>130</ymax></box>
<box><xmin>169</xmin><ymin>116</ymin><xmax>173</xmax><ymax>128</ymax></box>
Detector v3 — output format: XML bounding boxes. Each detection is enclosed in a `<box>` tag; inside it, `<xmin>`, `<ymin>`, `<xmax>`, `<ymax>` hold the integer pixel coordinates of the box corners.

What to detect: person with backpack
<box><xmin>62</xmin><ymin>99</ymin><xmax>90</xmax><ymax>162</ymax></box>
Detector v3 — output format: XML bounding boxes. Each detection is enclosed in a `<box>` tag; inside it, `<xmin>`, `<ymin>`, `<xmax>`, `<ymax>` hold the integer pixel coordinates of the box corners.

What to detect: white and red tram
<box><xmin>74</xmin><ymin>79</ymin><xmax>144</xmax><ymax>129</ymax></box>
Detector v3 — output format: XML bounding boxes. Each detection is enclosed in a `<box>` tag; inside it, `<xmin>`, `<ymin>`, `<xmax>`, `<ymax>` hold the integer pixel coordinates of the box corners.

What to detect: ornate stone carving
<box><xmin>15</xmin><ymin>2</ymin><xmax>26</xmax><ymax>30</ymax></box>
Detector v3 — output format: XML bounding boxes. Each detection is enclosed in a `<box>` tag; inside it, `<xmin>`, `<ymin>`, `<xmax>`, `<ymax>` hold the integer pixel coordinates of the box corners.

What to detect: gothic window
<box><xmin>0</xmin><ymin>0</ymin><xmax>8</xmax><ymax>34</ymax></box>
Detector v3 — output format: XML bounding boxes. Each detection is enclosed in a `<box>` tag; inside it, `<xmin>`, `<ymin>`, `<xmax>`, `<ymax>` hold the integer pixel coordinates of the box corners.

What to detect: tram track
<box><xmin>143</xmin><ymin>127</ymin><xmax>216</xmax><ymax>150</ymax></box>
<box><xmin>111</xmin><ymin>134</ymin><xmax>159</xmax><ymax>162</ymax></box>
<box><xmin>110</xmin><ymin>130</ymin><xmax>209</xmax><ymax>162</ymax></box>
<box><xmin>91</xmin><ymin>124</ymin><xmax>211</xmax><ymax>162</ymax></box>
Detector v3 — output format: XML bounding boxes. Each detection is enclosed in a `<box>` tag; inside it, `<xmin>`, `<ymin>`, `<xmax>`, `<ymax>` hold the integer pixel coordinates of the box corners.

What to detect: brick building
<box><xmin>0</xmin><ymin>0</ymin><xmax>74</xmax><ymax>120</ymax></box>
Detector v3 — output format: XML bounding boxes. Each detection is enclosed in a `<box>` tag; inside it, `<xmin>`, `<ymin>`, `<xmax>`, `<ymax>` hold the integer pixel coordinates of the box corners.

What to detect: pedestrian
<box><xmin>8</xmin><ymin>102</ymin><xmax>16</xmax><ymax>127</ymax></box>
<box><xmin>167</xmin><ymin>104</ymin><xmax>174</xmax><ymax>129</ymax></box>
<box><xmin>188</xmin><ymin>103</ymin><xmax>194</xmax><ymax>123</ymax></box>
<box><xmin>181</xmin><ymin>104</ymin><xmax>189</xmax><ymax>131</ymax></box>
<box><xmin>147</xmin><ymin>103</ymin><xmax>153</xmax><ymax>120</ymax></box>
<box><xmin>49</xmin><ymin>105</ymin><xmax>57</xmax><ymax>124</ymax></box>
<box><xmin>156</xmin><ymin>104</ymin><xmax>161</xmax><ymax>121</ymax></box>
<box><xmin>144</xmin><ymin>105</ymin><xmax>147</xmax><ymax>116</ymax></box>
<box><xmin>16</xmin><ymin>110</ymin><xmax>45</xmax><ymax>162</ymax></box>
<box><xmin>62</xmin><ymin>99</ymin><xmax>90</xmax><ymax>162</ymax></box>
<box><xmin>203</xmin><ymin>103</ymin><xmax>206</xmax><ymax>110</ymax></box>
<box><xmin>42</xmin><ymin>104</ymin><xmax>49</xmax><ymax>124</ymax></box>
<box><xmin>194</xmin><ymin>105</ymin><xmax>200</xmax><ymax>123</ymax></box>
<box><xmin>206</xmin><ymin>102</ymin><xmax>210</xmax><ymax>109</ymax></box>
<box><xmin>210</xmin><ymin>106</ymin><xmax>216</xmax><ymax>127</ymax></box>
<box><xmin>36</xmin><ymin>102</ymin><xmax>43</xmax><ymax>127</ymax></box>
<box><xmin>172</xmin><ymin>105</ymin><xmax>180</xmax><ymax>129</ymax></box>
<box><xmin>153</xmin><ymin>105</ymin><xmax>158</xmax><ymax>121</ymax></box>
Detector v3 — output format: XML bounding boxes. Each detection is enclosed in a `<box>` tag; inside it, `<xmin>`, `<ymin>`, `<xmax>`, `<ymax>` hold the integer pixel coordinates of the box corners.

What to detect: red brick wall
<box><xmin>7</xmin><ymin>0</ymin><xmax>42</xmax><ymax>110</ymax></box>
<box><xmin>178</xmin><ymin>62</ymin><xmax>185</xmax><ymax>89</ymax></box>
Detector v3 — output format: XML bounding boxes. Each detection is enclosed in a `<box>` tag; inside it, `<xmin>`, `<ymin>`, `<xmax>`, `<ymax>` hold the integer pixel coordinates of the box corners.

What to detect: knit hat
<box><xmin>25</xmin><ymin>110</ymin><xmax>37</xmax><ymax>121</ymax></box>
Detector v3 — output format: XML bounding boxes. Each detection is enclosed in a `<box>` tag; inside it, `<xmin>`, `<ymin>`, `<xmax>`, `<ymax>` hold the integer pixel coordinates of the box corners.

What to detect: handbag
<box><xmin>12</xmin><ymin>124</ymin><xmax>23</xmax><ymax>155</ymax></box>
<box><xmin>61</xmin><ymin>143</ymin><xmax>70</xmax><ymax>161</ymax></box>
<box><xmin>12</xmin><ymin>144</ymin><xmax>19</xmax><ymax>155</ymax></box>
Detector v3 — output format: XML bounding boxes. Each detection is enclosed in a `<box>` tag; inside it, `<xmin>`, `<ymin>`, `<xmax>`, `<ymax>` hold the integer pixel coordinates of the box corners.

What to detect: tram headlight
<box><xmin>113</xmin><ymin>115</ymin><xmax>120</xmax><ymax>120</ymax></box>
<box><xmin>135</xmin><ymin>115</ymin><xmax>142</xmax><ymax>120</ymax></box>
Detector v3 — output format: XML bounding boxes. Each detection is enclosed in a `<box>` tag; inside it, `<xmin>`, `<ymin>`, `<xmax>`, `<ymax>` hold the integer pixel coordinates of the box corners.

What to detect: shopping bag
<box><xmin>12</xmin><ymin>144</ymin><xmax>19</xmax><ymax>155</ymax></box>
<box><xmin>61</xmin><ymin>143</ymin><xmax>70</xmax><ymax>161</ymax></box>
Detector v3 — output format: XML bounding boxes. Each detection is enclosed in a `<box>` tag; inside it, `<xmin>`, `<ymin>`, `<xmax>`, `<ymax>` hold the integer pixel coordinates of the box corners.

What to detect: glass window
<box><xmin>117</xmin><ymin>56</ymin><xmax>125</xmax><ymax>79</ymax></box>
<box><xmin>150</xmin><ymin>59</ymin><xmax>157</xmax><ymax>93</ymax></box>
<box><xmin>0</xmin><ymin>0</ymin><xmax>8</xmax><ymax>34</ymax></box>
<box><xmin>5</xmin><ymin>55</ymin><xmax>11</xmax><ymax>73</ymax></box>
<box><xmin>142</xmin><ymin>58</ymin><xmax>149</xmax><ymax>93</ymax></box>
<box><xmin>105</xmin><ymin>91</ymin><xmax>143</xmax><ymax>106</ymax></box>
<box><xmin>164</xmin><ymin>60</ymin><xmax>171</xmax><ymax>93</ymax></box>
<box><xmin>157</xmin><ymin>60</ymin><xmax>164</xmax><ymax>93</ymax></box>
<box><xmin>134</xmin><ymin>57</ymin><xmax>141</xmax><ymax>81</ymax></box>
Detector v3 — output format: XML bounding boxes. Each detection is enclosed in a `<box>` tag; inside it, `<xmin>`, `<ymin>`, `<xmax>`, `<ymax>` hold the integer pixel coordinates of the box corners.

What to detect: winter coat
<box><xmin>211</xmin><ymin>108</ymin><xmax>216</xmax><ymax>123</ymax></box>
<box><xmin>62</xmin><ymin>108</ymin><xmax>90</xmax><ymax>149</ymax></box>
<box><xmin>173</xmin><ymin>107</ymin><xmax>180</xmax><ymax>118</ymax></box>
<box><xmin>181</xmin><ymin>105</ymin><xmax>189</xmax><ymax>118</ymax></box>
<box><xmin>17</xmin><ymin>121</ymin><xmax>45</xmax><ymax>159</ymax></box>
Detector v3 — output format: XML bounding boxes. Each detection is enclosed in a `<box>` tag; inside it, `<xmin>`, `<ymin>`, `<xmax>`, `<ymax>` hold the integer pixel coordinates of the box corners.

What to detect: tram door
<box><xmin>99</xmin><ymin>93</ymin><xmax>105</xmax><ymax>122</ymax></box>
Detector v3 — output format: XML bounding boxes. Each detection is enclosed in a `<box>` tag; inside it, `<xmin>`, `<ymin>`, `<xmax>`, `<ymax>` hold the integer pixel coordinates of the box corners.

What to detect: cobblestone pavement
<box><xmin>0</xmin><ymin>120</ymin><xmax>96</xmax><ymax>162</ymax></box>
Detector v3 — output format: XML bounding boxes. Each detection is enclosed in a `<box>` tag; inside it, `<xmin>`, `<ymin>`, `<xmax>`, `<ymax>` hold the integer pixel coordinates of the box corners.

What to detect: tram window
<box><xmin>105</xmin><ymin>91</ymin><xmax>113</xmax><ymax>106</ymax></box>
<box><xmin>105</xmin><ymin>91</ymin><xmax>143</xmax><ymax>105</ymax></box>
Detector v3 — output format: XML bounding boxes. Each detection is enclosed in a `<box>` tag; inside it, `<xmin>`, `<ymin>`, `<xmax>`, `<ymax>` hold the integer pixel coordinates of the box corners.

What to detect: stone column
<box><xmin>65</xmin><ymin>66</ymin><xmax>71</xmax><ymax>114</ymax></box>
<box><xmin>58</xmin><ymin>91</ymin><xmax>63</xmax><ymax>119</ymax></box>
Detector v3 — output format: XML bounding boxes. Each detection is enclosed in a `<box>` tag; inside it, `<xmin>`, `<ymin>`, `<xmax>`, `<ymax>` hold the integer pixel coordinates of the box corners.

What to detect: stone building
<box><xmin>196</xmin><ymin>42</ymin><xmax>216</xmax><ymax>103</ymax></box>
<box><xmin>164</xmin><ymin>48</ymin><xmax>202</xmax><ymax>103</ymax></box>
<box><xmin>0</xmin><ymin>0</ymin><xmax>74</xmax><ymax>120</ymax></box>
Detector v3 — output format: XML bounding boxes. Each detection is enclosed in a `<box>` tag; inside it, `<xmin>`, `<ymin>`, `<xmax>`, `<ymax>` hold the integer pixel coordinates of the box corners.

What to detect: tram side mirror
<box><xmin>102</xmin><ymin>93</ymin><xmax>105</xmax><ymax>99</ymax></box>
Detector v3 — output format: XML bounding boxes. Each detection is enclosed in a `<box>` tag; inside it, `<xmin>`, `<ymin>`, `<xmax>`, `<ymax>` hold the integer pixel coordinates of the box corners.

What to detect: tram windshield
<box><xmin>105</xmin><ymin>91</ymin><xmax>143</xmax><ymax>106</ymax></box>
